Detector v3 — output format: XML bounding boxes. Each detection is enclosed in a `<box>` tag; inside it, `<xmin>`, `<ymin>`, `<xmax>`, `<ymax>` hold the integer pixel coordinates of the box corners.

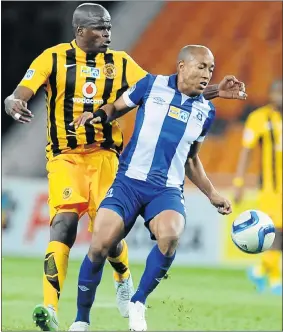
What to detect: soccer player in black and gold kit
<box><xmin>233</xmin><ymin>79</ymin><xmax>282</xmax><ymax>295</ymax></box>
<box><xmin>4</xmin><ymin>3</ymin><xmax>247</xmax><ymax>331</ymax></box>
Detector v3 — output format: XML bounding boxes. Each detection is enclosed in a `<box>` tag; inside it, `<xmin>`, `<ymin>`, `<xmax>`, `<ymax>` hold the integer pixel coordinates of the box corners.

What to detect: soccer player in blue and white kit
<box><xmin>69</xmin><ymin>45</ymin><xmax>241</xmax><ymax>331</ymax></box>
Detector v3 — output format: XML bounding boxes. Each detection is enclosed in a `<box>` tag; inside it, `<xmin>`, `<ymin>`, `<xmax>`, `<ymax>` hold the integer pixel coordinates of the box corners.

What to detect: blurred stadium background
<box><xmin>1</xmin><ymin>1</ymin><xmax>282</xmax><ymax>331</ymax></box>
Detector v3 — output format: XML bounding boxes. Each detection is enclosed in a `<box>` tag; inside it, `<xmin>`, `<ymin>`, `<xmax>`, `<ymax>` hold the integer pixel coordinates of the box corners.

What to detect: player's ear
<box><xmin>77</xmin><ymin>26</ymin><xmax>84</xmax><ymax>36</ymax></box>
<box><xmin>177</xmin><ymin>60</ymin><xmax>185</xmax><ymax>72</ymax></box>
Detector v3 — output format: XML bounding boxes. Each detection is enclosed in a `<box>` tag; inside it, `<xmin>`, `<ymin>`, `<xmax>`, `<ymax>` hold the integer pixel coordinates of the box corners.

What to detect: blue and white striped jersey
<box><xmin>118</xmin><ymin>74</ymin><xmax>215</xmax><ymax>189</ymax></box>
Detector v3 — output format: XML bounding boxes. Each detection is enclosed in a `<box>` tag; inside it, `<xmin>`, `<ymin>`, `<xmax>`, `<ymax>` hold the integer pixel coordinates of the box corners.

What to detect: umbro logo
<box><xmin>155</xmin><ymin>277</ymin><xmax>163</xmax><ymax>283</ymax></box>
<box><xmin>153</xmin><ymin>97</ymin><xmax>165</xmax><ymax>105</ymax></box>
<box><xmin>78</xmin><ymin>285</ymin><xmax>89</xmax><ymax>291</ymax></box>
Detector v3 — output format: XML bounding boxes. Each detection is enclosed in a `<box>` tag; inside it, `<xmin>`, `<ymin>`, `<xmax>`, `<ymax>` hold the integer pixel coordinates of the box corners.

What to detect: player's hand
<box><xmin>4</xmin><ymin>96</ymin><xmax>33</xmax><ymax>123</ymax></box>
<box><xmin>209</xmin><ymin>191</ymin><xmax>232</xmax><ymax>215</ymax></box>
<box><xmin>218</xmin><ymin>75</ymin><xmax>247</xmax><ymax>100</ymax></box>
<box><xmin>70</xmin><ymin>112</ymin><xmax>94</xmax><ymax>129</ymax></box>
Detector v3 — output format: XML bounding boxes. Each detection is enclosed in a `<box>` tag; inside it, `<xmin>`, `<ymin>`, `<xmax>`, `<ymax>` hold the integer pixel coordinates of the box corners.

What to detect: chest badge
<box><xmin>103</xmin><ymin>63</ymin><xmax>116</xmax><ymax>79</ymax></box>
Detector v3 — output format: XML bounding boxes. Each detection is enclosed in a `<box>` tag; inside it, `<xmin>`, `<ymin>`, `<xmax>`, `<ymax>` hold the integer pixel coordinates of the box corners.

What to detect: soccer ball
<box><xmin>231</xmin><ymin>210</ymin><xmax>275</xmax><ymax>254</ymax></box>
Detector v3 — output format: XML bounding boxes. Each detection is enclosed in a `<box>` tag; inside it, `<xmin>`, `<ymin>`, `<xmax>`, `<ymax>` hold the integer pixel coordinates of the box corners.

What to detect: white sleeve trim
<box><xmin>196</xmin><ymin>135</ymin><xmax>205</xmax><ymax>142</ymax></box>
<box><xmin>122</xmin><ymin>91</ymin><xmax>137</xmax><ymax>108</ymax></box>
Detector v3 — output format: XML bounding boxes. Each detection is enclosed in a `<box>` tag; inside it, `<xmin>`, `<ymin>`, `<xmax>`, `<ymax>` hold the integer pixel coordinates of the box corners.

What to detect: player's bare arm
<box><xmin>70</xmin><ymin>96</ymin><xmax>133</xmax><ymax>128</ymax></box>
<box><xmin>233</xmin><ymin>146</ymin><xmax>252</xmax><ymax>204</ymax></box>
<box><xmin>185</xmin><ymin>141</ymin><xmax>232</xmax><ymax>215</ymax></box>
<box><xmin>4</xmin><ymin>86</ymin><xmax>34</xmax><ymax>123</ymax></box>
<box><xmin>204</xmin><ymin>75</ymin><xmax>247</xmax><ymax>100</ymax></box>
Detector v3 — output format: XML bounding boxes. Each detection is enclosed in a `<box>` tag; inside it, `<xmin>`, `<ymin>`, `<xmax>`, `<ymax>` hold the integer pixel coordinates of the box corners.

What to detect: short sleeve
<box><xmin>18</xmin><ymin>49</ymin><xmax>52</xmax><ymax>94</ymax></box>
<box><xmin>196</xmin><ymin>107</ymin><xmax>216</xmax><ymax>142</ymax></box>
<box><xmin>242</xmin><ymin>112</ymin><xmax>261</xmax><ymax>149</ymax></box>
<box><xmin>122</xmin><ymin>74</ymin><xmax>151</xmax><ymax>107</ymax></box>
<box><xmin>123</xmin><ymin>52</ymin><xmax>148</xmax><ymax>87</ymax></box>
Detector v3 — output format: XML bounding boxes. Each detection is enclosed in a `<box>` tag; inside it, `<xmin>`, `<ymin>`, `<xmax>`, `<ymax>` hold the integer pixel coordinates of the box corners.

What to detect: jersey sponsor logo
<box><xmin>23</xmin><ymin>69</ymin><xmax>35</xmax><ymax>80</ymax></box>
<box><xmin>80</xmin><ymin>66</ymin><xmax>100</xmax><ymax>78</ymax></box>
<box><xmin>82</xmin><ymin>82</ymin><xmax>97</xmax><ymax>98</ymax></box>
<box><xmin>72</xmin><ymin>82</ymin><xmax>103</xmax><ymax>104</ymax></box>
<box><xmin>103</xmin><ymin>63</ymin><xmax>116</xmax><ymax>79</ymax></box>
<box><xmin>153</xmin><ymin>97</ymin><xmax>165</xmax><ymax>105</ymax></box>
<box><xmin>168</xmin><ymin>106</ymin><xmax>189</xmax><ymax>123</ymax></box>
<box><xmin>179</xmin><ymin>111</ymin><xmax>189</xmax><ymax>123</ymax></box>
<box><xmin>72</xmin><ymin>98</ymin><xmax>103</xmax><ymax>105</ymax></box>
<box><xmin>168</xmin><ymin>106</ymin><xmax>180</xmax><ymax>119</ymax></box>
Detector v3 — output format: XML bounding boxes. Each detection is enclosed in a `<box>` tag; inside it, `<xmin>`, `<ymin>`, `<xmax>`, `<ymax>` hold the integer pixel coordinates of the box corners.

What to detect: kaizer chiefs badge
<box><xmin>103</xmin><ymin>63</ymin><xmax>116</xmax><ymax>79</ymax></box>
<box><xmin>63</xmin><ymin>188</ymin><xmax>72</xmax><ymax>199</ymax></box>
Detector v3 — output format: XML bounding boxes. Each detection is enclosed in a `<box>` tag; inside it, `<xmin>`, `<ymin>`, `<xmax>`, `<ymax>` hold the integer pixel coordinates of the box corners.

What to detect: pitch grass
<box><xmin>2</xmin><ymin>257</ymin><xmax>282</xmax><ymax>331</ymax></box>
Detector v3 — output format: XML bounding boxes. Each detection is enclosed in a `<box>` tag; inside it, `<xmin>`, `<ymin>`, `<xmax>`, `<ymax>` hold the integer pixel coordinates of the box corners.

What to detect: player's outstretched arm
<box><xmin>5</xmin><ymin>48</ymin><xmax>53</xmax><ymax>123</ymax></box>
<box><xmin>203</xmin><ymin>75</ymin><xmax>247</xmax><ymax>100</ymax></box>
<box><xmin>4</xmin><ymin>86</ymin><xmax>34</xmax><ymax>123</ymax></box>
<box><xmin>70</xmin><ymin>97</ymin><xmax>135</xmax><ymax>129</ymax></box>
<box><xmin>98</xmin><ymin>96</ymin><xmax>135</xmax><ymax>122</ymax></box>
<box><xmin>185</xmin><ymin>142</ymin><xmax>232</xmax><ymax>215</ymax></box>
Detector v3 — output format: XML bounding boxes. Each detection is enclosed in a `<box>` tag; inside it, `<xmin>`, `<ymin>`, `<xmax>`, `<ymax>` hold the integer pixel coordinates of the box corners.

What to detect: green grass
<box><xmin>2</xmin><ymin>257</ymin><xmax>282</xmax><ymax>331</ymax></box>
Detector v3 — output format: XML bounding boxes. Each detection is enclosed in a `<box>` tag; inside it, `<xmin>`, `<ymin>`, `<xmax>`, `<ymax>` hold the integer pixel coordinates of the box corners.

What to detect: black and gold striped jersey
<box><xmin>242</xmin><ymin>105</ymin><xmax>282</xmax><ymax>194</ymax></box>
<box><xmin>19</xmin><ymin>40</ymin><xmax>147</xmax><ymax>156</ymax></box>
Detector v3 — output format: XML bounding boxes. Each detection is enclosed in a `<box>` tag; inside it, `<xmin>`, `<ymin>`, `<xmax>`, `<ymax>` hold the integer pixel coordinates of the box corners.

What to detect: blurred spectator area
<box><xmin>118</xmin><ymin>1</ymin><xmax>282</xmax><ymax>178</ymax></box>
<box><xmin>2</xmin><ymin>1</ymin><xmax>281</xmax><ymax>183</ymax></box>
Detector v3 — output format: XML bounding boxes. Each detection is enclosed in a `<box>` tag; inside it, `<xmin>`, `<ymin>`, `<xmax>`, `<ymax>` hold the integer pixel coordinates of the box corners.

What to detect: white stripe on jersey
<box><xmin>125</xmin><ymin>76</ymin><xmax>175</xmax><ymax>181</ymax></box>
<box><xmin>166</xmin><ymin>98</ymin><xmax>211</xmax><ymax>186</ymax></box>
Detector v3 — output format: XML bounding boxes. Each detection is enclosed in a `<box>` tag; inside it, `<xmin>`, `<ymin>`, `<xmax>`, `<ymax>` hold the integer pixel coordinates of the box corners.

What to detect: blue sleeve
<box><xmin>122</xmin><ymin>74</ymin><xmax>151</xmax><ymax>107</ymax></box>
<box><xmin>196</xmin><ymin>106</ymin><xmax>216</xmax><ymax>142</ymax></box>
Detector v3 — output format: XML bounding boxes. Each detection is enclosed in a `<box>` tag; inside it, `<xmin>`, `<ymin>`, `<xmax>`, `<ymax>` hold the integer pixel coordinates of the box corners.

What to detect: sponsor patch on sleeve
<box><xmin>23</xmin><ymin>69</ymin><xmax>35</xmax><ymax>80</ymax></box>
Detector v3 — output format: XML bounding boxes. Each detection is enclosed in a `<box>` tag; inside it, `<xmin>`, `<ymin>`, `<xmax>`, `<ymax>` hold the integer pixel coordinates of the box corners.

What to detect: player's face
<box><xmin>180</xmin><ymin>51</ymin><xmax>215</xmax><ymax>96</ymax></box>
<box><xmin>81</xmin><ymin>18</ymin><xmax>112</xmax><ymax>53</ymax></box>
<box><xmin>269</xmin><ymin>83</ymin><xmax>282</xmax><ymax>111</ymax></box>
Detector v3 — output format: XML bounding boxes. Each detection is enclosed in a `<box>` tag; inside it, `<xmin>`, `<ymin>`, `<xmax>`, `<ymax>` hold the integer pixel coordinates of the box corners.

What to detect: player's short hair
<box><xmin>177</xmin><ymin>45</ymin><xmax>213</xmax><ymax>62</ymax></box>
<box><xmin>72</xmin><ymin>3</ymin><xmax>110</xmax><ymax>35</ymax></box>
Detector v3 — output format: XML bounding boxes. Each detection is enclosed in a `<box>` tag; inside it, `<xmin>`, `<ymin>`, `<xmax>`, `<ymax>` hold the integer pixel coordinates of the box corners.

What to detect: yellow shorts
<box><xmin>47</xmin><ymin>147</ymin><xmax>118</xmax><ymax>230</ymax></box>
<box><xmin>258</xmin><ymin>191</ymin><xmax>282</xmax><ymax>229</ymax></box>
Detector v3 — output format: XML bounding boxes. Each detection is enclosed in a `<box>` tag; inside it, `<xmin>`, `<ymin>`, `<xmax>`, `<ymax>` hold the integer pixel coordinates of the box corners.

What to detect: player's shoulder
<box><xmin>41</xmin><ymin>42</ymin><xmax>74</xmax><ymax>55</ymax></box>
<box><xmin>246</xmin><ymin>105</ymin><xmax>270</xmax><ymax>122</ymax></box>
<box><xmin>107</xmin><ymin>49</ymin><xmax>131</xmax><ymax>59</ymax></box>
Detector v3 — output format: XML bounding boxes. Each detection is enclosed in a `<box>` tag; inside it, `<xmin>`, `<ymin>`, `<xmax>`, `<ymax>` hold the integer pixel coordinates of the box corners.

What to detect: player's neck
<box><xmin>75</xmin><ymin>38</ymin><xmax>98</xmax><ymax>55</ymax></box>
<box><xmin>177</xmin><ymin>80</ymin><xmax>199</xmax><ymax>98</ymax></box>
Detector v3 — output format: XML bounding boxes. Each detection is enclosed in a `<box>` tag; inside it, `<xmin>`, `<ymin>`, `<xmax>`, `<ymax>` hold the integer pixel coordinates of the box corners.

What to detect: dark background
<box><xmin>1</xmin><ymin>1</ymin><xmax>114</xmax><ymax>136</ymax></box>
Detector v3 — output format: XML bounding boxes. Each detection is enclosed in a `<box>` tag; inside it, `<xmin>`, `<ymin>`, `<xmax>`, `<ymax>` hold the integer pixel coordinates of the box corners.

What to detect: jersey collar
<box><xmin>70</xmin><ymin>40</ymin><xmax>110</xmax><ymax>56</ymax></box>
